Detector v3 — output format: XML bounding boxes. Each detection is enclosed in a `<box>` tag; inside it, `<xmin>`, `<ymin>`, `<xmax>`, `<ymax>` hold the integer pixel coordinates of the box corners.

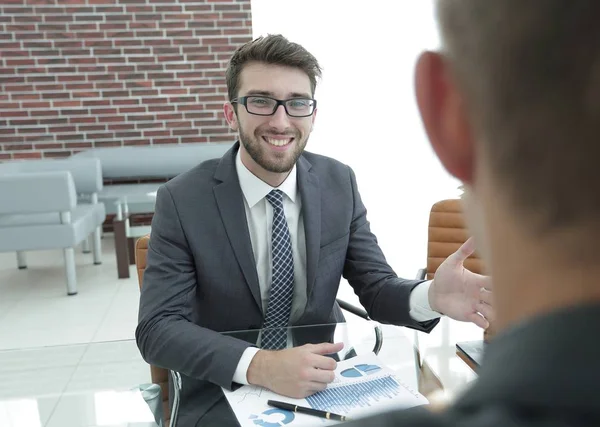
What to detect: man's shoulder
<box><xmin>347</xmin><ymin>403</ymin><xmax>575</xmax><ymax>427</ymax></box>
<box><xmin>343</xmin><ymin>406</ymin><xmax>447</xmax><ymax>427</ymax></box>
<box><xmin>301</xmin><ymin>150</ymin><xmax>351</xmax><ymax>175</ymax></box>
<box><xmin>162</xmin><ymin>157</ymin><xmax>220</xmax><ymax>195</ymax></box>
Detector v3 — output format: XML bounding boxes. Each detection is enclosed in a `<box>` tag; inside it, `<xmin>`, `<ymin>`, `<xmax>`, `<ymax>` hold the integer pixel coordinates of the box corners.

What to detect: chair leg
<box><xmin>113</xmin><ymin>218</ymin><xmax>130</xmax><ymax>279</ymax></box>
<box><xmin>82</xmin><ymin>236</ymin><xmax>91</xmax><ymax>253</ymax></box>
<box><xmin>92</xmin><ymin>226</ymin><xmax>102</xmax><ymax>265</ymax></box>
<box><xmin>169</xmin><ymin>371</ymin><xmax>182</xmax><ymax>427</ymax></box>
<box><xmin>64</xmin><ymin>248</ymin><xmax>77</xmax><ymax>296</ymax></box>
<box><xmin>128</xmin><ymin>237</ymin><xmax>136</xmax><ymax>265</ymax></box>
<box><xmin>16</xmin><ymin>251</ymin><xmax>27</xmax><ymax>269</ymax></box>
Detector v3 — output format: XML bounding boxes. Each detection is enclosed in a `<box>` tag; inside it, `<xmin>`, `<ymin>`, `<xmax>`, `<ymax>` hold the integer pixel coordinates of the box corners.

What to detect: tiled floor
<box><xmin>0</xmin><ymin>235</ymin><xmax>140</xmax><ymax>351</ymax></box>
<box><xmin>0</xmin><ymin>235</ymin><xmax>154</xmax><ymax>427</ymax></box>
<box><xmin>0</xmin><ymin>234</ymin><xmax>480</xmax><ymax>426</ymax></box>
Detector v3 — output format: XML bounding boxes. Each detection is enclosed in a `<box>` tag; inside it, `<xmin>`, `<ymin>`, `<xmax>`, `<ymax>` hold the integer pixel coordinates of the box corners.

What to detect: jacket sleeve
<box><xmin>343</xmin><ymin>167</ymin><xmax>439</xmax><ymax>333</ymax></box>
<box><xmin>135</xmin><ymin>185</ymin><xmax>252</xmax><ymax>390</ymax></box>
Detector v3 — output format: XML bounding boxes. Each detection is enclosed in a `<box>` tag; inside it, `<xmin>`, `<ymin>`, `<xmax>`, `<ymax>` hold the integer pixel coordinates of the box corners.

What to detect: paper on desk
<box><xmin>223</xmin><ymin>352</ymin><xmax>428</xmax><ymax>426</ymax></box>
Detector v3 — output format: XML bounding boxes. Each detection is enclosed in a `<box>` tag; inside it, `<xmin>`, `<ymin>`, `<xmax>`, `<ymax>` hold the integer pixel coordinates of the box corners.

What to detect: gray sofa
<box><xmin>0</xmin><ymin>158</ymin><xmax>105</xmax><ymax>295</ymax></box>
<box><xmin>72</xmin><ymin>143</ymin><xmax>233</xmax><ymax>278</ymax></box>
<box><xmin>73</xmin><ymin>143</ymin><xmax>232</xmax><ymax>183</ymax></box>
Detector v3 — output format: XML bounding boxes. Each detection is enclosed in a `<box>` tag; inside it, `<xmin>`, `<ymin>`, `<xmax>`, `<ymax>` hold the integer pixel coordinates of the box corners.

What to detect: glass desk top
<box><xmin>0</xmin><ymin>320</ymin><xmax>479</xmax><ymax>427</ymax></box>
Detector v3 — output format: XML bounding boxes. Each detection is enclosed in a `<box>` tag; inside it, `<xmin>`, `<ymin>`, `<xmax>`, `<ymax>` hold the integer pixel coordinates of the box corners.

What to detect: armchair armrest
<box><xmin>336</xmin><ymin>298</ymin><xmax>369</xmax><ymax>320</ymax></box>
<box><xmin>336</xmin><ymin>298</ymin><xmax>383</xmax><ymax>355</ymax></box>
<box><xmin>169</xmin><ymin>371</ymin><xmax>182</xmax><ymax>427</ymax></box>
<box><xmin>0</xmin><ymin>171</ymin><xmax>77</xmax><ymax>214</ymax></box>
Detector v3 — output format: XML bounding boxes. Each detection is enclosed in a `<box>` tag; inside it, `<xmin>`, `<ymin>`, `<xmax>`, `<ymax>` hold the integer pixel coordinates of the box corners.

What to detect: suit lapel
<box><xmin>297</xmin><ymin>156</ymin><xmax>321</xmax><ymax>300</ymax></box>
<box><xmin>213</xmin><ymin>144</ymin><xmax>262</xmax><ymax>312</ymax></box>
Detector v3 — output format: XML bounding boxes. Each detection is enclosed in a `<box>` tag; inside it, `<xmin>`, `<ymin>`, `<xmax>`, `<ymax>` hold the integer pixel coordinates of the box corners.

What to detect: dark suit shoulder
<box><xmin>343</xmin><ymin>406</ymin><xmax>447</xmax><ymax>427</ymax></box>
<box><xmin>300</xmin><ymin>150</ymin><xmax>356</xmax><ymax>192</ymax></box>
<box><xmin>161</xmin><ymin>157</ymin><xmax>220</xmax><ymax>198</ymax></box>
<box><xmin>301</xmin><ymin>150</ymin><xmax>351</xmax><ymax>173</ymax></box>
<box><xmin>346</xmin><ymin>404</ymin><xmax>580</xmax><ymax>427</ymax></box>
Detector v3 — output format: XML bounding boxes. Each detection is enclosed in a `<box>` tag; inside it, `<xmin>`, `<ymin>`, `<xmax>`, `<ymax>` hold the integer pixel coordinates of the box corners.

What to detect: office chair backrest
<box><xmin>426</xmin><ymin>199</ymin><xmax>484</xmax><ymax>280</ymax></box>
<box><xmin>135</xmin><ymin>235</ymin><xmax>171</xmax><ymax>426</ymax></box>
<box><xmin>427</xmin><ymin>199</ymin><xmax>497</xmax><ymax>340</ymax></box>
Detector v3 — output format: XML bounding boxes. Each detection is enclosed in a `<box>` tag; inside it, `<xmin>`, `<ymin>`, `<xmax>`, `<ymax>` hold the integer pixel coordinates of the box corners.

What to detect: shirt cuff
<box><xmin>232</xmin><ymin>346</ymin><xmax>261</xmax><ymax>385</ymax></box>
<box><xmin>409</xmin><ymin>280</ymin><xmax>441</xmax><ymax>322</ymax></box>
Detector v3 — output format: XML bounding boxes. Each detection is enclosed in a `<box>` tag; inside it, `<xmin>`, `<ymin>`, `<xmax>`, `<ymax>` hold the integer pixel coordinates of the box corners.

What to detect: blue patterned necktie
<box><xmin>261</xmin><ymin>189</ymin><xmax>294</xmax><ymax>350</ymax></box>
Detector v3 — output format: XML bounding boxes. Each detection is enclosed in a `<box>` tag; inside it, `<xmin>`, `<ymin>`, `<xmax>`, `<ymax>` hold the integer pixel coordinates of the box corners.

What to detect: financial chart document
<box><xmin>223</xmin><ymin>352</ymin><xmax>428</xmax><ymax>426</ymax></box>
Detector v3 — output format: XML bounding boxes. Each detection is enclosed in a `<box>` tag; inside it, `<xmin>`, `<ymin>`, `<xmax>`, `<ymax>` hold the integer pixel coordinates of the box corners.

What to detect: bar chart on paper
<box><xmin>303</xmin><ymin>353</ymin><xmax>429</xmax><ymax>418</ymax></box>
<box><xmin>307</xmin><ymin>375</ymin><xmax>404</xmax><ymax>414</ymax></box>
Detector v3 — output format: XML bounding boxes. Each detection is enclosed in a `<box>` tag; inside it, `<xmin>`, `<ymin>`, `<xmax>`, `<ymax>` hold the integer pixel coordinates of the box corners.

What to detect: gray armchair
<box><xmin>0</xmin><ymin>158</ymin><xmax>106</xmax><ymax>295</ymax></box>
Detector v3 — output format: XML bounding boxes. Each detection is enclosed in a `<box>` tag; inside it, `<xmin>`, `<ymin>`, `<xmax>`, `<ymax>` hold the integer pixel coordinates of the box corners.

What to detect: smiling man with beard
<box><xmin>136</xmin><ymin>34</ymin><xmax>493</xmax><ymax>426</ymax></box>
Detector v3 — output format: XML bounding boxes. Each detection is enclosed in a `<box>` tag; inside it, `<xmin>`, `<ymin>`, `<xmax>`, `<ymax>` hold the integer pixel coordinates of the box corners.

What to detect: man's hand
<box><xmin>247</xmin><ymin>342</ymin><xmax>344</xmax><ymax>398</ymax></box>
<box><xmin>429</xmin><ymin>237</ymin><xmax>494</xmax><ymax>328</ymax></box>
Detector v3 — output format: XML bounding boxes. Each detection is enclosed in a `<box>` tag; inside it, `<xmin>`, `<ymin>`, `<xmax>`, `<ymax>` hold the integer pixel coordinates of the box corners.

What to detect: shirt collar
<box><xmin>235</xmin><ymin>148</ymin><xmax>298</xmax><ymax>208</ymax></box>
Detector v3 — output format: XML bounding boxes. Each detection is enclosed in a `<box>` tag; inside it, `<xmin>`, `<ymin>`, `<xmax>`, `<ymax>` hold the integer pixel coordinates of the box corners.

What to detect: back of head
<box><xmin>437</xmin><ymin>0</ymin><xmax>600</xmax><ymax>256</ymax></box>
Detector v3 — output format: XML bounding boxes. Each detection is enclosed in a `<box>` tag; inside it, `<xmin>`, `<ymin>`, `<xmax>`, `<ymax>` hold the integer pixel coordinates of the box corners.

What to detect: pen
<box><xmin>267</xmin><ymin>399</ymin><xmax>349</xmax><ymax>422</ymax></box>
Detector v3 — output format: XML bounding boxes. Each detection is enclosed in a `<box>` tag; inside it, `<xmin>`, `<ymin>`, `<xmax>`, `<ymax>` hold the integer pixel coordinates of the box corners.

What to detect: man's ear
<box><xmin>415</xmin><ymin>51</ymin><xmax>475</xmax><ymax>184</ymax></box>
<box><xmin>223</xmin><ymin>102</ymin><xmax>239</xmax><ymax>132</ymax></box>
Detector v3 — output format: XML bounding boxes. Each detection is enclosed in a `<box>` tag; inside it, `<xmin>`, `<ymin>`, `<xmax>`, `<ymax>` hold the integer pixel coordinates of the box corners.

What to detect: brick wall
<box><xmin>0</xmin><ymin>0</ymin><xmax>252</xmax><ymax>161</ymax></box>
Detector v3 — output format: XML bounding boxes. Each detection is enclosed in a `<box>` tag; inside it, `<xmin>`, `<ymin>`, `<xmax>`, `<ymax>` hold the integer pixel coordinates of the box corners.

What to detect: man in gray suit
<box><xmin>136</xmin><ymin>34</ymin><xmax>493</xmax><ymax>426</ymax></box>
<box><xmin>344</xmin><ymin>0</ymin><xmax>600</xmax><ymax>426</ymax></box>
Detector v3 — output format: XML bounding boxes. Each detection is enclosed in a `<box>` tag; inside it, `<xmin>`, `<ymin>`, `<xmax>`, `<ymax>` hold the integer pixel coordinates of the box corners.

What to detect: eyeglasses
<box><xmin>231</xmin><ymin>96</ymin><xmax>317</xmax><ymax>117</ymax></box>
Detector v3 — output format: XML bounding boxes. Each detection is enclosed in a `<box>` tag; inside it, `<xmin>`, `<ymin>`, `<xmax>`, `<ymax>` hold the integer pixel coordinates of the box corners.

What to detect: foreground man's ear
<box><xmin>415</xmin><ymin>51</ymin><xmax>475</xmax><ymax>185</ymax></box>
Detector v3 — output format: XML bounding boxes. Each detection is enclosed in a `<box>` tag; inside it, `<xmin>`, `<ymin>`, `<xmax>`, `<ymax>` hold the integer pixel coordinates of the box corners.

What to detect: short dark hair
<box><xmin>225</xmin><ymin>34</ymin><xmax>322</xmax><ymax>101</ymax></box>
<box><xmin>438</xmin><ymin>0</ymin><xmax>600</xmax><ymax>243</ymax></box>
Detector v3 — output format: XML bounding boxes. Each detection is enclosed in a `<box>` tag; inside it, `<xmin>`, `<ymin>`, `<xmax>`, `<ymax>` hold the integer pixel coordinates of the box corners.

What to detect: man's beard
<box><xmin>239</xmin><ymin>125</ymin><xmax>307</xmax><ymax>173</ymax></box>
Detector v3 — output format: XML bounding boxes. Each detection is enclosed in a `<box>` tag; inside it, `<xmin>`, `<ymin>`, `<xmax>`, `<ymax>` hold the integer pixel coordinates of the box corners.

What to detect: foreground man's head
<box><xmin>415</xmin><ymin>0</ymin><xmax>600</xmax><ymax>332</ymax></box>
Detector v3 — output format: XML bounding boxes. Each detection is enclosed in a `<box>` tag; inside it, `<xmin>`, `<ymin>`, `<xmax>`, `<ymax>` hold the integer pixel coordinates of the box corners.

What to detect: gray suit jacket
<box><xmin>136</xmin><ymin>143</ymin><xmax>438</xmax><ymax>426</ymax></box>
<box><xmin>344</xmin><ymin>303</ymin><xmax>600</xmax><ymax>427</ymax></box>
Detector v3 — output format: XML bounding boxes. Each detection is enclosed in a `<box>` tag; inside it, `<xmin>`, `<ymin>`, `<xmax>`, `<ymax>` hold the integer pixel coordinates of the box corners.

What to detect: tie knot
<box><xmin>266</xmin><ymin>189</ymin><xmax>284</xmax><ymax>208</ymax></box>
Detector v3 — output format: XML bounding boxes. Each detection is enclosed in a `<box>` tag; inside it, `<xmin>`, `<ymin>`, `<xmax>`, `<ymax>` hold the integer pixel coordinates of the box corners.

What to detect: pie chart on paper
<box><xmin>340</xmin><ymin>363</ymin><xmax>382</xmax><ymax>378</ymax></box>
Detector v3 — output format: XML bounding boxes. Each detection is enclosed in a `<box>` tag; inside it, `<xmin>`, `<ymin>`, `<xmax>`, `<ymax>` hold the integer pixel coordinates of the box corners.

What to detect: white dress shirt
<box><xmin>232</xmin><ymin>151</ymin><xmax>439</xmax><ymax>385</ymax></box>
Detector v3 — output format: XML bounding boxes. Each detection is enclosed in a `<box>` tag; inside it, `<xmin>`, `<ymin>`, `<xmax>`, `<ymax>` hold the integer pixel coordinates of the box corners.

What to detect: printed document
<box><xmin>223</xmin><ymin>352</ymin><xmax>428</xmax><ymax>426</ymax></box>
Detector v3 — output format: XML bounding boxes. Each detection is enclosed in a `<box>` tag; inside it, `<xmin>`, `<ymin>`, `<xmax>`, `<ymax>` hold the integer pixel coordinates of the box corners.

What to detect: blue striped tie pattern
<box><xmin>261</xmin><ymin>189</ymin><xmax>294</xmax><ymax>350</ymax></box>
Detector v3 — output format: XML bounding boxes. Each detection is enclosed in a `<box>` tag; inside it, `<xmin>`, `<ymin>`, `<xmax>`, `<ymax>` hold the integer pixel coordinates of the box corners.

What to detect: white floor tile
<box><xmin>78</xmin><ymin>340</ymin><xmax>141</xmax><ymax>365</ymax></box>
<box><xmin>0</xmin><ymin>235</ymin><xmax>141</xmax><ymax>351</ymax></box>
<box><xmin>0</xmin><ymin>300</ymin><xmax>19</xmax><ymax>324</ymax></box>
<box><xmin>64</xmin><ymin>361</ymin><xmax>151</xmax><ymax>396</ymax></box>
<box><xmin>0</xmin><ymin>366</ymin><xmax>75</xmax><ymax>401</ymax></box>
<box><xmin>46</xmin><ymin>390</ymin><xmax>157</xmax><ymax>427</ymax></box>
<box><xmin>0</xmin><ymin>395</ymin><xmax>60</xmax><ymax>427</ymax></box>
<box><xmin>0</xmin><ymin>344</ymin><xmax>87</xmax><ymax>375</ymax></box>
<box><xmin>0</xmin><ymin>296</ymin><xmax>113</xmax><ymax>351</ymax></box>
<box><xmin>64</xmin><ymin>341</ymin><xmax>151</xmax><ymax>394</ymax></box>
<box><xmin>92</xmin><ymin>284</ymin><xmax>141</xmax><ymax>343</ymax></box>
<box><xmin>0</xmin><ymin>345</ymin><xmax>88</xmax><ymax>400</ymax></box>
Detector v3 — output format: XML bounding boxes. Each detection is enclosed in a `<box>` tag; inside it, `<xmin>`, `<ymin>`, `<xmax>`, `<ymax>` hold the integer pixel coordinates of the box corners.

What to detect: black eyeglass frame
<box><xmin>231</xmin><ymin>96</ymin><xmax>317</xmax><ymax>117</ymax></box>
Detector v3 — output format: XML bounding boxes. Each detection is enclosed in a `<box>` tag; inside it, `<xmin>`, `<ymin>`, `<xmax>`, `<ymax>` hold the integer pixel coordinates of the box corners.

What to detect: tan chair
<box><xmin>417</xmin><ymin>199</ymin><xmax>494</xmax><ymax>374</ymax></box>
<box><xmin>136</xmin><ymin>235</ymin><xmax>180</xmax><ymax>427</ymax></box>
<box><xmin>423</xmin><ymin>199</ymin><xmax>493</xmax><ymax>336</ymax></box>
<box><xmin>409</xmin><ymin>198</ymin><xmax>487</xmax><ymax>406</ymax></box>
<box><xmin>419</xmin><ymin>198</ymin><xmax>484</xmax><ymax>281</ymax></box>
